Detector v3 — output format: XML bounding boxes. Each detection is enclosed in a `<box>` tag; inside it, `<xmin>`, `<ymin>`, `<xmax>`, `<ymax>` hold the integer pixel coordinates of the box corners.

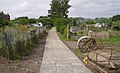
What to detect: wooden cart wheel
<box><xmin>77</xmin><ymin>36</ymin><xmax>96</xmax><ymax>53</ymax></box>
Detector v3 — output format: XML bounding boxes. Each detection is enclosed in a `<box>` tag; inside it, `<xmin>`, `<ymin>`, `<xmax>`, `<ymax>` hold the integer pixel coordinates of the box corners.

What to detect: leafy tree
<box><xmin>112</xmin><ymin>14</ymin><xmax>120</xmax><ymax>22</ymax></box>
<box><xmin>112</xmin><ymin>21</ymin><xmax>120</xmax><ymax>31</ymax></box>
<box><xmin>60</xmin><ymin>0</ymin><xmax>71</xmax><ymax>18</ymax></box>
<box><xmin>0</xmin><ymin>19</ymin><xmax>9</xmax><ymax>31</ymax></box>
<box><xmin>54</xmin><ymin>18</ymin><xmax>69</xmax><ymax>34</ymax></box>
<box><xmin>0</xmin><ymin>19</ymin><xmax>9</xmax><ymax>34</ymax></box>
<box><xmin>86</xmin><ymin>19</ymin><xmax>96</xmax><ymax>24</ymax></box>
<box><xmin>48</xmin><ymin>0</ymin><xmax>71</xmax><ymax>18</ymax></box>
<box><xmin>16</xmin><ymin>16</ymin><xmax>28</xmax><ymax>20</ymax></box>
<box><xmin>38</xmin><ymin>16</ymin><xmax>52</xmax><ymax>25</ymax></box>
<box><xmin>95</xmin><ymin>17</ymin><xmax>111</xmax><ymax>24</ymax></box>
<box><xmin>73</xmin><ymin>19</ymin><xmax>77</xmax><ymax>26</ymax></box>
<box><xmin>28</xmin><ymin>18</ymin><xmax>36</xmax><ymax>24</ymax></box>
<box><xmin>0</xmin><ymin>19</ymin><xmax>9</xmax><ymax>26</ymax></box>
<box><xmin>111</xmin><ymin>15</ymin><xmax>120</xmax><ymax>30</ymax></box>
<box><xmin>17</xmin><ymin>18</ymin><xmax>29</xmax><ymax>25</ymax></box>
<box><xmin>48</xmin><ymin>0</ymin><xmax>71</xmax><ymax>37</ymax></box>
<box><xmin>14</xmin><ymin>17</ymin><xmax>29</xmax><ymax>25</ymax></box>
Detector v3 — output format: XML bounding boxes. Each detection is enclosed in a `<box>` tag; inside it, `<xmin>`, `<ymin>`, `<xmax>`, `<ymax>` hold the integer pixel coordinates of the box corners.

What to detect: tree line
<box><xmin>74</xmin><ymin>15</ymin><xmax>120</xmax><ymax>31</ymax></box>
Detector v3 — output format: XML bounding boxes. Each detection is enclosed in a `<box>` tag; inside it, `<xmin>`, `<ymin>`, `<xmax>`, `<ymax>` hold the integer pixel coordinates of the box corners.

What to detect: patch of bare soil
<box><xmin>63</xmin><ymin>41</ymin><xmax>77</xmax><ymax>51</ymax></box>
<box><xmin>63</xmin><ymin>40</ymin><xmax>120</xmax><ymax>73</ymax></box>
<box><xmin>0</xmin><ymin>34</ymin><xmax>47</xmax><ymax>73</ymax></box>
<box><xmin>63</xmin><ymin>40</ymin><xmax>85</xmax><ymax>60</ymax></box>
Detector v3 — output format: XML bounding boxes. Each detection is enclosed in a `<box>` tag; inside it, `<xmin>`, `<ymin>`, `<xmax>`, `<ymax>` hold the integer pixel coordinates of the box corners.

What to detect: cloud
<box><xmin>0</xmin><ymin>0</ymin><xmax>120</xmax><ymax>19</ymax></box>
<box><xmin>0</xmin><ymin>0</ymin><xmax>51</xmax><ymax>19</ymax></box>
<box><xmin>12</xmin><ymin>2</ymin><xmax>32</xmax><ymax>13</ymax></box>
<box><xmin>69</xmin><ymin>0</ymin><xmax>120</xmax><ymax>18</ymax></box>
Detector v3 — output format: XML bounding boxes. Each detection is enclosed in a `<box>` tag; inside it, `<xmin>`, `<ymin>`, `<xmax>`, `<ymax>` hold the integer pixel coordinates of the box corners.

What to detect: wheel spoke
<box><xmin>77</xmin><ymin>36</ymin><xmax>97</xmax><ymax>53</ymax></box>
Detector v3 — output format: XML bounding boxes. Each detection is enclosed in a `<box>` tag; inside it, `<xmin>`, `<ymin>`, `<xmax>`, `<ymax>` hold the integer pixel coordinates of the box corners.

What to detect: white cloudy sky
<box><xmin>0</xmin><ymin>0</ymin><xmax>120</xmax><ymax>19</ymax></box>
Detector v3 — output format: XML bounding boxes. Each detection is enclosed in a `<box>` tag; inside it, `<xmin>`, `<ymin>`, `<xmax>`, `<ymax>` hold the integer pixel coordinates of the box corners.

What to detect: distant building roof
<box><xmin>0</xmin><ymin>11</ymin><xmax>10</xmax><ymax>20</ymax></box>
<box><xmin>31</xmin><ymin>22</ymin><xmax>43</xmax><ymax>27</ymax></box>
<box><xmin>92</xmin><ymin>23</ymin><xmax>108</xmax><ymax>28</ymax></box>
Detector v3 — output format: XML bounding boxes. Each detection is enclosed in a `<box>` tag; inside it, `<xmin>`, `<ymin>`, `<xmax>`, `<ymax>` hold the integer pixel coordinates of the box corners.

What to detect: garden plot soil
<box><xmin>0</xmin><ymin>35</ymin><xmax>47</xmax><ymax>73</ymax></box>
<box><xmin>63</xmin><ymin>41</ymin><xmax>77</xmax><ymax>52</ymax></box>
<box><xmin>63</xmin><ymin>40</ymin><xmax>120</xmax><ymax>60</ymax></box>
<box><xmin>63</xmin><ymin>41</ymin><xmax>84</xmax><ymax>60</ymax></box>
<box><xmin>63</xmin><ymin>40</ymin><xmax>120</xmax><ymax>72</ymax></box>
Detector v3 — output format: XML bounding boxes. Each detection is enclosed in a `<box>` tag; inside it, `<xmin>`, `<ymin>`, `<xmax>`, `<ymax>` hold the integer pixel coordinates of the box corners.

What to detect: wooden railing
<box><xmin>87</xmin><ymin>48</ymin><xmax>120</xmax><ymax>73</ymax></box>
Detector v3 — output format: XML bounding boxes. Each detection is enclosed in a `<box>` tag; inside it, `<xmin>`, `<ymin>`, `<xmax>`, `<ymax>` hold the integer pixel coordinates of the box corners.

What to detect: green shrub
<box><xmin>0</xmin><ymin>45</ymin><xmax>5</xmax><ymax>57</ymax></box>
<box><xmin>54</xmin><ymin>18</ymin><xmax>69</xmax><ymax>34</ymax></box>
<box><xmin>71</xmin><ymin>33</ymin><xmax>77</xmax><ymax>36</ymax></box>
<box><xmin>0</xmin><ymin>25</ymin><xmax>45</xmax><ymax>60</ymax></box>
<box><xmin>79</xmin><ymin>31</ymin><xmax>84</xmax><ymax>36</ymax></box>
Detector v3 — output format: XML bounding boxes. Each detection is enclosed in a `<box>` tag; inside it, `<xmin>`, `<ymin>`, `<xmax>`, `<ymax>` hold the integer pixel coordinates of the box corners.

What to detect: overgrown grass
<box><xmin>59</xmin><ymin>34</ymin><xmax>67</xmax><ymax>40</ymax></box>
<box><xmin>0</xmin><ymin>26</ymin><xmax>46</xmax><ymax>60</ymax></box>
<box><xmin>97</xmin><ymin>36</ymin><xmax>120</xmax><ymax>51</ymax></box>
<box><xmin>101</xmin><ymin>37</ymin><xmax>120</xmax><ymax>43</ymax></box>
<box><xmin>74</xmin><ymin>48</ymin><xmax>84</xmax><ymax>60</ymax></box>
<box><xmin>114</xmin><ymin>48</ymin><xmax>120</xmax><ymax>51</ymax></box>
<box><xmin>58</xmin><ymin>33</ymin><xmax>76</xmax><ymax>41</ymax></box>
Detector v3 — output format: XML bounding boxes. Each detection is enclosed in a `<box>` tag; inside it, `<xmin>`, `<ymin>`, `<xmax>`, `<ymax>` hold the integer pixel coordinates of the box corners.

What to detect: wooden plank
<box><xmin>88</xmin><ymin>60</ymin><xmax>107</xmax><ymax>73</ymax></box>
<box><xmin>110</xmin><ymin>61</ymin><xmax>115</xmax><ymax>68</ymax></box>
<box><xmin>111</xmin><ymin>56</ymin><xmax>120</xmax><ymax>60</ymax></box>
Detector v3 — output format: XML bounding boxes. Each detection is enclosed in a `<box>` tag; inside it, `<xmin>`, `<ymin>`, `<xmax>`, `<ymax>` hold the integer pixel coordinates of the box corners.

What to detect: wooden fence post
<box><xmin>67</xmin><ymin>24</ymin><xmax>69</xmax><ymax>40</ymax></box>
